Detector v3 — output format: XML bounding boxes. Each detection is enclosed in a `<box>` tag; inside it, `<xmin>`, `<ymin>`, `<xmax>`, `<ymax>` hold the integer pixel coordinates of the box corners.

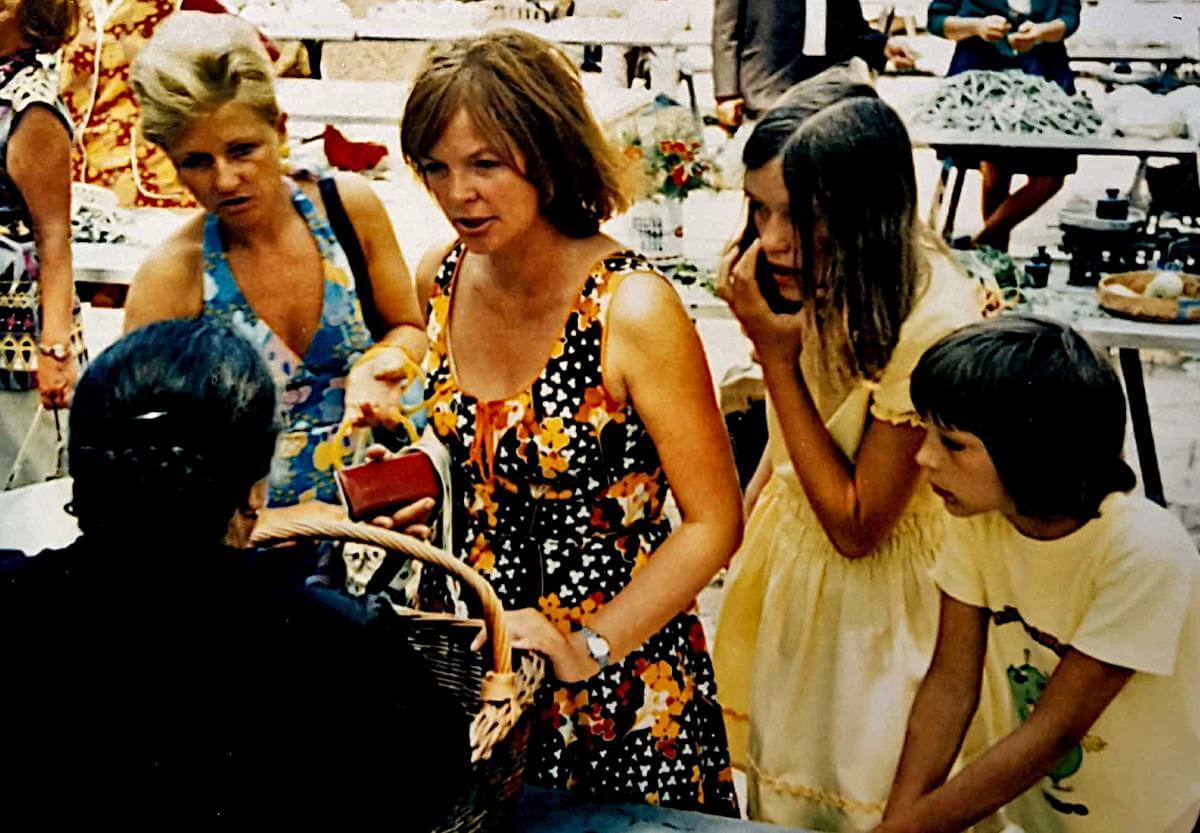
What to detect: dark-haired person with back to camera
<box><xmin>0</xmin><ymin>318</ymin><xmax>466</xmax><ymax>826</ymax></box>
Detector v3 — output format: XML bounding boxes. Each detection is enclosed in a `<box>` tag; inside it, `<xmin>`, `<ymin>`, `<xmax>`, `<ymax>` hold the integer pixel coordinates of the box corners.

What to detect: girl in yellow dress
<box><xmin>713</xmin><ymin>89</ymin><xmax>987</xmax><ymax>830</ymax></box>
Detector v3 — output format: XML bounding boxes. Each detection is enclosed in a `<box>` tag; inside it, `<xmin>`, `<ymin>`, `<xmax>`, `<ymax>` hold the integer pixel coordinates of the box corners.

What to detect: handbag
<box><xmin>4</xmin><ymin>404</ymin><xmax>67</xmax><ymax>490</ymax></box>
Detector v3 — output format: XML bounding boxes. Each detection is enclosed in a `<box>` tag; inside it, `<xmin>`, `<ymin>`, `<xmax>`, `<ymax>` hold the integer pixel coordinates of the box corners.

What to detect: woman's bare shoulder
<box><xmin>123</xmin><ymin>214</ymin><xmax>207</xmax><ymax>332</ymax></box>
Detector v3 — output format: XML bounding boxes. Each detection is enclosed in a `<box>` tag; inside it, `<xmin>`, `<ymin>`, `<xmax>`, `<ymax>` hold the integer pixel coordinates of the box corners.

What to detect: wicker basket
<box><xmin>253</xmin><ymin>519</ymin><xmax>545</xmax><ymax>833</ymax></box>
<box><xmin>1097</xmin><ymin>271</ymin><xmax>1200</xmax><ymax>323</ymax></box>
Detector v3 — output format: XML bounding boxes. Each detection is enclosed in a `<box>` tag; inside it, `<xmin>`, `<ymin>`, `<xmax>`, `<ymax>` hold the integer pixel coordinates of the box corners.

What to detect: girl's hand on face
<box><xmin>716</xmin><ymin>238</ymin><xmax>806</xmax><ymax>367</ymax></box>
<box><xmin>470</xmin><ymin>608</ymin><xmax>600</xmax><ymax>683</ymax></box>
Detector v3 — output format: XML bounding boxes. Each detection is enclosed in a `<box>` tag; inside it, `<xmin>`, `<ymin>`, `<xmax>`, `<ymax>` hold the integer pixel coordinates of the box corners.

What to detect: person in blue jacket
<box><xmin>928</xmin><ymin>0</ymin><xmax>1082</xmax><ymax>250</ymax></box>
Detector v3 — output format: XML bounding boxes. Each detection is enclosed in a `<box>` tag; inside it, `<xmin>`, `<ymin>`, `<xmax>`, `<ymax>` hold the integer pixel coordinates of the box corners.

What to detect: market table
<box><xmin>908</xmin><ymin>128</ymin><xmax>1200</xmax><ymax>241</ymax></box>
<box><xmin>1025</xmin><ymin>282</ymin><xmax>1200</xmax><ymax>506</ymax></box>
<box><xmin>259</xmin><ymin>19</ymin><xmax>358</xmax><ymax>79</ymax></box>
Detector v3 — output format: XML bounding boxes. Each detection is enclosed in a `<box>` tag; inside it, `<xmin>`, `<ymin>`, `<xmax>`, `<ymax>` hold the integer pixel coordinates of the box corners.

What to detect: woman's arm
<box><xmin>761</xmin><ymin>354</ymin><xmax>926</xmax><ymax>558</ymax></box>
<box><xmin>879</xmin><ymin>648</ymin><xmax>1133</xmax><ymax>833</ymax></box>
<box><xmin>939</xmin><ymin>15</ymin><xmax>1011</xmax><ymax>42</ymax></box>
<box><xmin>8</xmin><ymin>106</ymin><xmax>76</xmax><ymax>408</ymax></box>
<box><xmin>334</xmin><ymin>174</ymin><xmax>429</xmax><ymax>432</ymax></box>
<box><xmin>333</xmin><ymin>173</ymin><xmax>426</xmax><ymax>360</ymax></box>
<box><xmin>582</xmin><ymin>272</ymin><xmax>743</xmax><ymax>664</ymax></box>
<box><xmin>885</xmin><ymin>594</ymin><xmax>989</xmax><ymax>818</ymax></box>
<box><xmin>1008</xmin><ymin>12</ymin><xmax>1071</xmax><ymax>53</ymax></box>
<box><xmin>122</xmin><ymin>221</ymin><xmax>206</xmax><ymax>333</ymax></box>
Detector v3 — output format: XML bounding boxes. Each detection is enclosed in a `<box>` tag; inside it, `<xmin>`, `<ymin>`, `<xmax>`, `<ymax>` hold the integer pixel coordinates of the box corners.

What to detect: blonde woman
<box><xmin>124</xmin><ymin>12</ymin><xmax>425</xmax><ymax>509</ymax></box>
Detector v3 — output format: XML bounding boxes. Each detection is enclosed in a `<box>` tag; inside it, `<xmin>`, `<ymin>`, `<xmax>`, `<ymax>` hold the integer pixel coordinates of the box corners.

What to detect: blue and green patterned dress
<box><xmin>200</xmin><ymin>181</ymin><xmax>373</xmax><ymax>507</ymax></box>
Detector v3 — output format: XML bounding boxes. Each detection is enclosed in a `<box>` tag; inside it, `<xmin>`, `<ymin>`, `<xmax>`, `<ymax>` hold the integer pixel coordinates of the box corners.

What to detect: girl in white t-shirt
<box><xmin>877</xmin><ymin>316</ymin><xmax>1200</xmax><ymax>833</ymax></box>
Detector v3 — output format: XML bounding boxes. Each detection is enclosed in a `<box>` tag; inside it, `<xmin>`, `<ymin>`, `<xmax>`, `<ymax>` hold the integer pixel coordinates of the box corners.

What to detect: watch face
<box><xmin>586</xmin><ymin>632</ymin><xmax>610</xmax><ymax>662</ymax></box>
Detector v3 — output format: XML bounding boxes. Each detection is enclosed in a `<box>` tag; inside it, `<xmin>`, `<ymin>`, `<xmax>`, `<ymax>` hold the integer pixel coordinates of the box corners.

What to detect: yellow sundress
<box><xmin>714</xmin><ymin>250</ymin><xmax>986</xmax><ymax>831</ymax></box>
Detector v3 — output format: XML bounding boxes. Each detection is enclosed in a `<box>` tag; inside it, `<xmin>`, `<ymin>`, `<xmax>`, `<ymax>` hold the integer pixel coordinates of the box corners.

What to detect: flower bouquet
<box><xmin>619</xmin><ymin>107</ymin><xmax>716</xmax><ymax>261</ymax></box>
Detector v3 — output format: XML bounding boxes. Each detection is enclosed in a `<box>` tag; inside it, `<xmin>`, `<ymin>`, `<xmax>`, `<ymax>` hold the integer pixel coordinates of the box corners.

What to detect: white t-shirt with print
<box><xmin>930</xmin><ymin>491</ymin><xmax>1200</xmax><ymax>833</ymax></box>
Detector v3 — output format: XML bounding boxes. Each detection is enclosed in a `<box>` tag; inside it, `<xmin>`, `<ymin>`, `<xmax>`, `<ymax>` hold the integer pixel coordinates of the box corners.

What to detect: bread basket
<box><xmin>1096</xmin><ymin>271</ymin><xmax>1200</xmax><ymax>323</ymax></box>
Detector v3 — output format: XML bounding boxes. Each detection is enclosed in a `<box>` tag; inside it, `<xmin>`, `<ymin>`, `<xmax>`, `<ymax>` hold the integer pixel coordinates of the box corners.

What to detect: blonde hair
<box><xmin>401</xmin><ymin>29</ymin><xmax>633</xmax><ymax>238</ymax></box>
<box><xmin>19</xmin><ymin>0</ymin><xmax>79</xmax><ymax>54</ymax></box>
<box><xmin>131</xmin><ymin>11</ymin><xmax>279</xmax><ymax>150</ymax></box>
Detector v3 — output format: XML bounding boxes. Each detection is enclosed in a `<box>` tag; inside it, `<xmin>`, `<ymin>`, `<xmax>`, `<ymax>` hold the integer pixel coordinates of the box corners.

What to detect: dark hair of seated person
<box><xmin>0</xmin><ymin>319</ymin><xmax>469</xmax><ymax>827</ymax></box>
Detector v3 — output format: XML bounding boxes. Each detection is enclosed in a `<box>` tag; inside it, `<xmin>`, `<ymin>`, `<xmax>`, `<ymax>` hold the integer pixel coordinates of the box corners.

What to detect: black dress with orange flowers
<box><xmin>420</xmin><ymin>243</ymin><xmax>738</xmax><ymax>815</ymax></box>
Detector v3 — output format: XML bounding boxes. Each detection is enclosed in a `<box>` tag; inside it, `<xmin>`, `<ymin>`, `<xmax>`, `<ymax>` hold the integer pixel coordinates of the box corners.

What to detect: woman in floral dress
<box><xmin>397</xmin><ymin>30</ymin><xmax>743</xmax><ymax>813</ymax></box>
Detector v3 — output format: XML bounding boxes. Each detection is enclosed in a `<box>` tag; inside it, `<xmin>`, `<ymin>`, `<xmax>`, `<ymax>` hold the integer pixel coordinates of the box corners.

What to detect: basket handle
<box><xmin>251</xmin><ymin>518</ymin><xmax>511</xmax><ymax>676</ymax></box>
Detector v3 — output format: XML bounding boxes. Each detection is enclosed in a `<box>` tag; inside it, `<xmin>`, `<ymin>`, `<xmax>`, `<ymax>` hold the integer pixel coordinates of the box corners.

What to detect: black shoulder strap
<box><xmin>318</xmin><ymin>176</ymin><xmax>389</xmax><ymax>342</ymax></box>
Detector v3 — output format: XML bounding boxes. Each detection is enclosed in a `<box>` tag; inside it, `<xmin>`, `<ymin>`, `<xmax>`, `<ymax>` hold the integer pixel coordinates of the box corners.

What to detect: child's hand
<box><xmin>1008</xmin><ymin>21</ymin><xmax>1043</xmax><ymax>53</ymax></box>
<box><xmin>36</xmin><ymin>352</ymin><xmax>77</xmax><ymax>410</ymax></box>
<box><xmin>974</xmin><ymin>15</ymin><xmax>1011</xmax><ymax>42</ymax></box>
<box><xmin>716</xmin><ymin>238</ymin><xmax>806</xmax><ymax>367</ymax></box>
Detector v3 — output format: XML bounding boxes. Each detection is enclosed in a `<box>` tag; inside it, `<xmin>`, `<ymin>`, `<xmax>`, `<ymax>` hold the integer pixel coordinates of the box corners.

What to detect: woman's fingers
<box><xmin>715</xmin><ymin>241</ymin><xmax>741</xmax><ymax>301</ymax></box>
<box><xmin>470</xmin><ymin>625</ymin><xmax>487</xmax><ymax>651</ymax></box>
<box><xmin>363</xmin><ymin>443</ymin><xmax>394</xmax><ymax>462</ymax></box>
<box><xmin>391</xmin><ymin>496</ymin><xmax>436</xmax><ymax>527</ymax></box>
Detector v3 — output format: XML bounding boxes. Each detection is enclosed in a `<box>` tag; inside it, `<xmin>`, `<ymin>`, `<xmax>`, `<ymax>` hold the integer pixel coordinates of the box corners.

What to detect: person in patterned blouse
<box><xmin>122</xmin><ymin>12</ymin><xmax>426</xmax><ymax>512</ymax></box>
<box><xmin>0</xmin><ymin>0</ymin><xmax>85</xmax><ymax>486</ymax></box>
<box><xmin>390</xmin><ymin>28</ymin><xmax>744</xmax><ymax>816</ymax></box>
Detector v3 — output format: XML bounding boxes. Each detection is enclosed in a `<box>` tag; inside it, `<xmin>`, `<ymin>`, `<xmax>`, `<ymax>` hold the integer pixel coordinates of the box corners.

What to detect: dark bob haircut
<box><xmin>69</xmin><ymin>319</ymin><xmax>279</xmax><ymax>543</ymax></box>
<box><xmin>911</xmin><ymin>316</ymin><xmax>1137</xmax><ymax>520</ymax></box>
<box><xmin>401</xmin><ymin>29</ymin><xmax>632</xmax><ymax>238</ymax></box>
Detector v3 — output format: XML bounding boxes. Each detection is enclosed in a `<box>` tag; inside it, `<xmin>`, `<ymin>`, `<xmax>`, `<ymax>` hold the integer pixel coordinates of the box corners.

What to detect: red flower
<box><xmin>671</xmin><ymin>166</ymin><xmax>690</xmax><ymax>188</ymax></box>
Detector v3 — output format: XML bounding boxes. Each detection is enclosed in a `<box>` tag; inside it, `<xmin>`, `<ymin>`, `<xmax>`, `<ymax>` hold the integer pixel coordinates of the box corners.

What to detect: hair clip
<box><xmin>131</xmin><ymin>410</ymin><xmax>167</xmax><ymax>421</ymax></box>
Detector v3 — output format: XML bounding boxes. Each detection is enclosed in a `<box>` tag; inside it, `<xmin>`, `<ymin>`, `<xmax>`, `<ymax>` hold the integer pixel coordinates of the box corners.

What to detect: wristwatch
<box><xmin>38</xmin><ymin>342</ymin><xmax>71</xmax><ymax>360</ymax></box>
<box><xmin>579</xmin><ymin>625</ymin><xmax>612</xmax><ymax>670</ymax></box>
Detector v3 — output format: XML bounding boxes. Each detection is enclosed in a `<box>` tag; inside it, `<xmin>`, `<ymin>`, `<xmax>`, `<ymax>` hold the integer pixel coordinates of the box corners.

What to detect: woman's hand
<box><xmin>1008</xmin><ymin>20</ymin><xmax>1045</xmax><ymax>53</ymax></box>
<box><xmin>884</xmin><ymin>38</ymin><xmax>917</xmax><ymax>70</ymax></box>
<box><xmin>472</xmin><ymin>609</ymin><xmax>600</xmax><ymax>684</ymax></box>
<box><xmin>343</xmin><ymin>345</ymin><xmax>419</xmax><ymax>432</ymax></box>
<box><xmin>715</xmin><ymin>238</ymin><xmax>806</xmax><ymax>368</ymax></box>
<box><xmin>359</xmin><ymin>444</ymin><xmax>438</xmax><ymax>540</ymax></box>
<box><xmin>974</xmin><ymin>15</ymin><xmax>1011</xmax><ymax>42</ymax></box>
<box><xmin>35</xmin><ymin>351</ymin><xmax>77</xmax><ymax>410</ymax></box>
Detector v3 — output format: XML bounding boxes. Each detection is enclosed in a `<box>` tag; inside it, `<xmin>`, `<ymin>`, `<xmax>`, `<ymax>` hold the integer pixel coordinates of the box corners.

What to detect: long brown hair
<box><xmin>401</xmin><ymin>29</ymin><xmax>633</xmax><ymax>238</ymax></box>
<box><xmin>783</xmin><ymin>97</ymin><xmax>923</xmax><ymax>380</ymax></box>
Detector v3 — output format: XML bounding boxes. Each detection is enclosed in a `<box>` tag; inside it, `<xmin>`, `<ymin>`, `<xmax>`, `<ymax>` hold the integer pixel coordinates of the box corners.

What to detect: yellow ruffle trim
<box><xmin>745</xmin><ymin>754</ymin><xmax>887</xmax><ymax>815</ymax></box>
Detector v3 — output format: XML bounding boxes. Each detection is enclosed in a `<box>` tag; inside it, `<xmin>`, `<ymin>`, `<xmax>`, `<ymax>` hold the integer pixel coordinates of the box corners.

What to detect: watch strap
<box><xmin>37</xmin><ymin>342</ymin><xmax>71</xmax><ymax>360</ymax></box>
